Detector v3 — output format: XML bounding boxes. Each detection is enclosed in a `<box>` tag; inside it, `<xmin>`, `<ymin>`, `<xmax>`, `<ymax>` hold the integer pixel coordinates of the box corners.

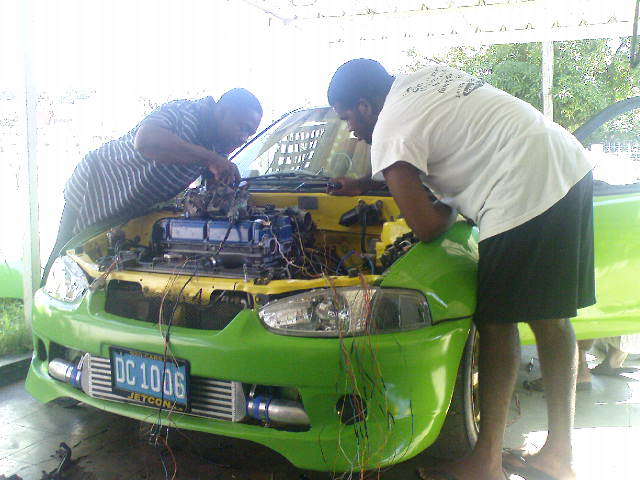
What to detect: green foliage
<box><xmin>404</xmin><ymin>39</ymin><xmax>640</xmax><ymax>142</ymax></box>
<box><xmin>0</xmin><ymin>299</ymin><xmax>31</xmax><ymax>356</ymax></box>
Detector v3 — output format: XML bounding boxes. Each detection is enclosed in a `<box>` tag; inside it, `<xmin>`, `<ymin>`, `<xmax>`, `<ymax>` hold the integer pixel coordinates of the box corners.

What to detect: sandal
<box><xmin>590</xmin><ymin>364</ymin><xmax>635</xmax><ymax>376</ymax></box>
<box><xmin>522</xmin><ymin>377</ymin><xmax>592</xmax><ymax>392</ymax></box>
<box><xmin>502</xmin><ymin>449</ymin><xmax>560</xmax><ymax>480</ymax></box>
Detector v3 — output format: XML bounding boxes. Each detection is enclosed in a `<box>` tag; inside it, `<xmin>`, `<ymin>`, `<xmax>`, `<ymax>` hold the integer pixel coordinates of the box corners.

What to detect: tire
<box><xmin>427</xmin><ymin>325</ymin><xmax>479</xmax><ymax>459</ymax></box>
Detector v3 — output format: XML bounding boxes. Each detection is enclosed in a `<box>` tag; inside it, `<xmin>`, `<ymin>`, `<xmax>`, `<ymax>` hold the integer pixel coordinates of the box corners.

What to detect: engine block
<box><xmin>99</xmin><ymin>185</ymin><xmax>317</xmax><ymax>281</ymax></box>
<box><xmin>152</xmin><ymin>214</ymin><xmax>294</xmax><ymax>269</ymax></box>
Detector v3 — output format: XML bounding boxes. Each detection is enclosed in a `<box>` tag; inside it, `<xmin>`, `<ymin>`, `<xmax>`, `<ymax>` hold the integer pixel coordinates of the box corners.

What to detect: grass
<box><xmin>0</xmin><ymin>298</ymin><xmax>32</xmax><ymax>356</ymax></box>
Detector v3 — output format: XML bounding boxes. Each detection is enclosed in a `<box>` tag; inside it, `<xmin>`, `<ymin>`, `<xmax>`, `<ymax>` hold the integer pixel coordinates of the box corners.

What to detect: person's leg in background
<box><xmin>590</xmin><ymin>337</ymin><xmax>634</xmax><ymax>375</ymax></box>
<box><xmin>600</xmin><ymin>343</ymin><xmax>630</xmax><ymax>370</ymax></box>
<box><xmin>577</xmin><ymin>339</ymin><xmax>595</xmax><ymax>384</ymax></box>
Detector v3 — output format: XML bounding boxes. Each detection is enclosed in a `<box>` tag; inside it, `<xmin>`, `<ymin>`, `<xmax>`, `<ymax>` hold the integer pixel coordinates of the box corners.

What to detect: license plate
<box><xmin>110</xmin><ymin>347</ymin><xmax>189</xmax><ymax>412</ymax></box>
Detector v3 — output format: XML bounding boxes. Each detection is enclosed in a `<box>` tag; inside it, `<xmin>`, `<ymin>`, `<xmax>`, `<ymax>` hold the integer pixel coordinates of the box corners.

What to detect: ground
<box><xmin>1</xmin><ymin>346</ymin><xmax>638</xmax><ymax>480</ymax></box>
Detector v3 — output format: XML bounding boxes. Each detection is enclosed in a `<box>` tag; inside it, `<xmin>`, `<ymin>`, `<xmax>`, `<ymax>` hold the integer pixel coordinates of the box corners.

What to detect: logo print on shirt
<box><xmin>402</xmin><ymin>66</ymin><xmax>485</xmax><ymax>98</ymax></box>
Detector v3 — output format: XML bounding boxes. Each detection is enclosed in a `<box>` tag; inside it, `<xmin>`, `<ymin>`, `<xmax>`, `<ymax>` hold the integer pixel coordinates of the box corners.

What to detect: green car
<box><xmin>0</xmin><ymin>259</ymin><xmax>22</xmax><ymax>299</ymax></box>
<box><xmin>25</xmin><ymin>104</ymin><xmax>640</xmax><ymax>472</ymax></box>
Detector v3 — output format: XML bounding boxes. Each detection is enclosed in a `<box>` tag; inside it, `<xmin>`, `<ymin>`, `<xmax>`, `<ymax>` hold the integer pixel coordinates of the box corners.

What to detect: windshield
<box><xmin>234</xmin><ymin>108</ymin><xmax>371</xmax><ymax>180</ymax></box>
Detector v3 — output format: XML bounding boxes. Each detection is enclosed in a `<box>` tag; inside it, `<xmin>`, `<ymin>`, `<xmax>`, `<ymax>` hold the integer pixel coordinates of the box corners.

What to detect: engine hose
<box><xmin>362</xmin><ymin>254</ymin><xmax>375</xmax><ymax>274</ymax></box>
<box><xmin>336</xmin><ymin>250</ymin><xmax>356</xmax><ymax>274</ymax></box>
<box><xmin>360</xmin><ymin>209</ymin><xmax>368</xmax><ymax>254</ymax></box>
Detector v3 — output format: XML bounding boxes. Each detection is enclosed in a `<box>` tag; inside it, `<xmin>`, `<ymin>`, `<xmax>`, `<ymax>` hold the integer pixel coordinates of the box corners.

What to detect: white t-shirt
<box><xmin>371</xmin><ymin>65</ymin><xmax>593</xmax><ymax>242</ymax></box>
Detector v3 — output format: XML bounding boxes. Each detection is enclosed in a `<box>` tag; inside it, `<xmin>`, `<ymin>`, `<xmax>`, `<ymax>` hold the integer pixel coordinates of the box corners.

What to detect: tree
<box><xmin>404</xmin><ymin>39</ymin><xmax>640</xmax><ymax>142</ymax></box>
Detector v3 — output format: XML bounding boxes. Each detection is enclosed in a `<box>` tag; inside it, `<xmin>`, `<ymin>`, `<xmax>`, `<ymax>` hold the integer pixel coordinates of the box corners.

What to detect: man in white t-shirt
<box><xmin>327</xmin><ymin>59</ymin><xmax>595</xmax><ymax>480</ymax></box>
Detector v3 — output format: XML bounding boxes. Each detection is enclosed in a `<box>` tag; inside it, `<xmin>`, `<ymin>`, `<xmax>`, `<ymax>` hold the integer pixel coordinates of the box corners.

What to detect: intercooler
<box><xmin>83</xmin><ymin>354</ymin><xmax>247</xmax><ymax>422</ymax></box>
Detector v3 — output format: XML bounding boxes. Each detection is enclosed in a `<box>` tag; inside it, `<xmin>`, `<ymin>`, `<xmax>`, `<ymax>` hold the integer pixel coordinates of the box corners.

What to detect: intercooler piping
<box><xmin>246</xmin><ymin>395</ymin><xmax>310</xmax><ymax>427</ymax></box>
<box><xmin>48</xmin><ymin>358</ymin><xmax>83</xmax><ymax>388</ymax></box>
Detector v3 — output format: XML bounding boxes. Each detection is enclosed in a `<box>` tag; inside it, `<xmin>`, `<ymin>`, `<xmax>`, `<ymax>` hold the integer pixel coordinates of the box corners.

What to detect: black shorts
<box><xmin>474</xmin><ymin>172</ymin><xmax>596</xmax><ymax>325</ymax></box>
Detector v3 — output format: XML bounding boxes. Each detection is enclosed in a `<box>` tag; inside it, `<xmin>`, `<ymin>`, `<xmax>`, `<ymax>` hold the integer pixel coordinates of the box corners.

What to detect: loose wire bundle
<box><xmin>326</xmin><ymin>274</ymin><xmax>409</xmax><ymax>479</ymax></box>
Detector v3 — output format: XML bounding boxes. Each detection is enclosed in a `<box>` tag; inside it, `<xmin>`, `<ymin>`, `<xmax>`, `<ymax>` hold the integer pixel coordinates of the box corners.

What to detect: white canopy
<box><xmin>244</xmin><ymin>0</ymin><xmax>637</xmax><ymax>46</ymax></box>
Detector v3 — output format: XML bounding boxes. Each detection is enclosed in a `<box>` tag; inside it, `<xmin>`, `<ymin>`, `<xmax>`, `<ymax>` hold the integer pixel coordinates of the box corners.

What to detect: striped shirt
<box><xmin>64</xmin><ymin>97</ymin><xmax>217</xmax><ymax>234</ymax></box>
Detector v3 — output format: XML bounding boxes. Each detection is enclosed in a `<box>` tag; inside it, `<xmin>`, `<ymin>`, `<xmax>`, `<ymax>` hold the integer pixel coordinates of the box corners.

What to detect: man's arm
<box><xmin>383</xmin><ymin>161</ymin><xmax>453</xmax><ymax>242</ymax></box>
<box><xmin>134</xmin><ymin>120</ymin><xmax>240</xmax><ymax>184</ymax></box>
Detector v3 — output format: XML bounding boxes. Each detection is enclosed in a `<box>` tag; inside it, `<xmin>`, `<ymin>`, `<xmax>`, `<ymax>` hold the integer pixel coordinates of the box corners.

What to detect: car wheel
<box><xmin>427</xmin><ymin>325</ymin><xmax>479</xmax><ymax>459</ymax></box>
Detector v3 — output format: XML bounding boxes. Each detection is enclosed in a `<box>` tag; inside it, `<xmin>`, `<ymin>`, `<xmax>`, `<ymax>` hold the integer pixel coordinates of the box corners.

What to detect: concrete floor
<box><xmin>1</xmin><ymin>347</ymin><xmax>639</xmax><ymax>480</ymax></box>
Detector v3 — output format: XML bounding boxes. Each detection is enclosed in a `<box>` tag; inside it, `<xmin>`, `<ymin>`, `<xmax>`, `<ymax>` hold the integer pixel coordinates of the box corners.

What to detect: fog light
<box><xmin>336</xmin><ymin>394</ymin><xmax>367</xmax><ymax>425</ymax></box>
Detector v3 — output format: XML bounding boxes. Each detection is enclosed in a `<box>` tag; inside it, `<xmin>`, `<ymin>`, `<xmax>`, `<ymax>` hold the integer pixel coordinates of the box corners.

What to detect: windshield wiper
<box><xmin>244</xmin><ymin>171</ymin><xmax>332</xmax><ymax>181</ymax></box>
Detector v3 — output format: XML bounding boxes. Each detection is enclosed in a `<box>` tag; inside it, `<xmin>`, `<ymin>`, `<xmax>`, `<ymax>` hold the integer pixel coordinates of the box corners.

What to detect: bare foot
<box><xmin>577</xmin><ymin>347</ymin><xmax>592</xmax><ymax>384</ymax></box>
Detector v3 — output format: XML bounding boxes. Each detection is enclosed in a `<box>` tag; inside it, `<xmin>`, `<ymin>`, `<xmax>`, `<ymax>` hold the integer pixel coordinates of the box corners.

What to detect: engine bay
<box><xmin>86</xmin><ymin>184</ymin><xmax>414</xmax><ymax>286</ymax></box>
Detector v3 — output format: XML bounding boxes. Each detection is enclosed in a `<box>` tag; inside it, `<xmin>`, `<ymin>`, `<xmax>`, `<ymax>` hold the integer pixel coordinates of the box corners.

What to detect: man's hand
<box><xmin>206</xmin><ymin>152</ymin><xmax>241</xmax><ymax>186</ymax></box>
<box><xmin>327</xmin><ymin>176</ymin><xmax>372</xmax><ymax>196</ymax></box>
<box><xmin>135</xmin><ymin>121</ymin><xmax>239</xmax><ymax>186</ymax></box>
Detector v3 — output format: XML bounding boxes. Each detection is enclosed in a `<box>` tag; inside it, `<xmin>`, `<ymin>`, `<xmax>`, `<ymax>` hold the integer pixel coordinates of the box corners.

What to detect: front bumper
<box><xmin>26</xmin><ymin>288</ymin><xmax>470</xmax><ymax>471</ymax></box>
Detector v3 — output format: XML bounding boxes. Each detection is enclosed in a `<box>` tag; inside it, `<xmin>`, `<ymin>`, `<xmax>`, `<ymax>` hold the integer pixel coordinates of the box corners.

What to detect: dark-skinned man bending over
<box><xmin>327</xmin><ymin>59</ymin><xmax>594</xmax><ymax>480</ymax></box>
<box><xmin>43</xmin><ymin>88</ymin><xmax>262</xmax><ymax>283</ymax></box>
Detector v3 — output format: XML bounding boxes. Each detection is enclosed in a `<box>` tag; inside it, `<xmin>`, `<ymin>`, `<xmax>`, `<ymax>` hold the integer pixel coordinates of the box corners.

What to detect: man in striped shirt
<box><xmin>44</xmin><ymin>88</ymin><xmax>262</xmax><ymax>282</ymax></box>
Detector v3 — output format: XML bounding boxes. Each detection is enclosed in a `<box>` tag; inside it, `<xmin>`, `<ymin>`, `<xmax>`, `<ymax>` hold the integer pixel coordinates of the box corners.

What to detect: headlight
<box><xmin>259</xmin><ymin>287</ymin><xmax>431</xmax><ymax>337</ymax></box>
<box><xmin>43</xmin><ymin>256</ymin><xmax>89</xmax><ymax>303</ymax></box>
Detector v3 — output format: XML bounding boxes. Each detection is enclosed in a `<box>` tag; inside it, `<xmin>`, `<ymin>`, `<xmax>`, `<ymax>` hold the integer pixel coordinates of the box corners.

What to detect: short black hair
<box><xmin>218</xmin><ymin>88</ymin><xmax>263</xmax><ymax>116</ymax></box>
<box><xmin>327</xmin><ymin>59</ymin><xmax>394</xmax><ymax>108</ymax></box>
